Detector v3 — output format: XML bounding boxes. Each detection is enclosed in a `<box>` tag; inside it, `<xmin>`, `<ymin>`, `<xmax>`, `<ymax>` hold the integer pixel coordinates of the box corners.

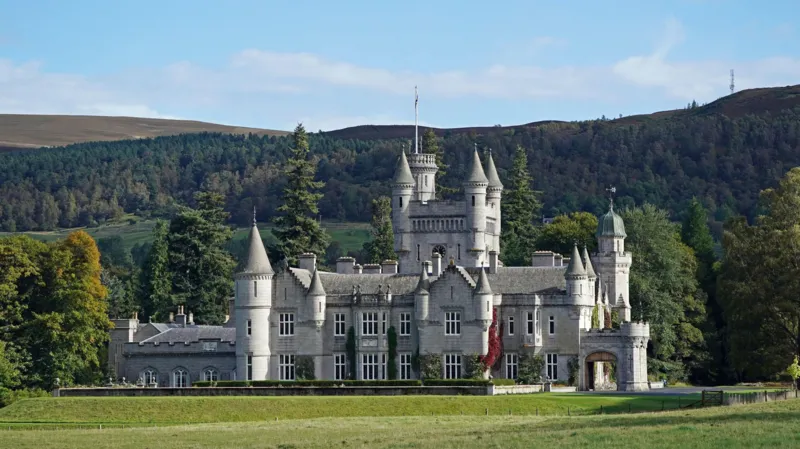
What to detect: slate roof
<box><xmin>140</xmin><ymin>326</ymin><xmax>236</xmax><ymax>344</ymax></box>
<box><xmin>392</xmin><ymin>151</ymin><xmax>415</xmax><ymax>185</ymax></box>
<box><xmin>474</xmin><ymin>267</ymin><xmax>493</xmax><ymax>295</ymax></box>
<box><xmin>239</xmin><ymin>224</ymin><xmax>274</xmax><ymax>275</ymax></box>
<box><xmin>292</xmin><ymin>268</ymin><xmax>422</xmax><ymax>295</ymax></box>
<box><xmin>463</xmin><ymin>266</ymin><xmax>566</xmax><ymax>294</ymax></box>
<box><xmin>565</xmin><ymin>245</ymin><xmax>586</xmax><ymax>277</ymax></box>
<box><xmin>485</xmin><ymin>153</ymin><xmax>503</xmax><ymax>190</ymax></box>
<box><xmin>582</xmin><ymin>246</ymin><xmax>596</xmax><ymax>278</ymax></box>
<box><xmin>465</xmin><ymin>149</ymin><xmax>489</xmax><ymax>184</ymax></box>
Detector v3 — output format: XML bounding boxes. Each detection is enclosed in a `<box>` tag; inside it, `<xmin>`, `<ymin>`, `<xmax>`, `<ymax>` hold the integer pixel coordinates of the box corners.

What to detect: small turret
<box><xmin>474</xmin><ymin>266</ymin><xmax>493</xmax><ymax>330</ymax></box>
<box><xmin>307</xmin><ymin>268</ymin><xmax>326</xmax><ymax>329</ymax></box>
<box><xmin>392</xmin><ymin>151</ymin><xmax>415</xmax><ymax>273</ymax></box>
<box><xmin>414</xmin><ymin>262</ymin><xmax>431</xmax><ymax>324</ymax></box>
<box><xmin>485</xmin><ymin>151</ymin><xmax>503</xmax><ymax>254</ymax></box>
<box><xmin>464</xmin><ymin>147</ymin><xmax>489</xmax><ymax>266</ymax></box>
<box><xmin>565</xmin><ymin>244</ymin><xmax>591</xmax><ymax>305</ymax></box>
<box><xmin>582</xmin><ymin>246</ymin><xmax>597</xmax><ymax>305</ymax></box>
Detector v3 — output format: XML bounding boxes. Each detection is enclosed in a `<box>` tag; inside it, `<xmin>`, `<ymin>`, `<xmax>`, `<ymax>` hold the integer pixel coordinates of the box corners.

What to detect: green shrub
<box><xmin>423</xmin><ymin>379</ymin><xmax>491</xmax><ymax>386</ymax></box>
<box><xmin>295</xmin><ymin>356</ymin><xmax>315</xmax><ymax>380</ymax></box>
<box><xmin>193</xmin><ymin>380</ymin><xmax>423</xmax><ymax>388</ymax></box>
<box><xmin>0</xmin><ymin>388</ymin><xmax>49</xmax><ymax>408</ymax></box>
<box><xmin>518</xmin><ymin>354</ymin><xmax>545</xmax><ymax>384</ymax></box>
<box><xmin>567</xmin><ymin>357</ymin><xmax>580</xmax><ymax>387</ymax></box>
<box><xmin>387</xmin><ymin>327</ymin><xmax>398</xmax><ymax>380</ymax></box>
<box><xmin>491</xmin><ymin>379</ymin><xmax>517</xmax><ymax>386</ymax></box>
<box><xmin>591</xmin><ymin>304</ymin><xmax>600</xmax><ymax>329</ymax></box>
<box><xmin>419</xmin><ymin>354</ymin><xmax>442</xmax><ymax>380</ymax></box>
<box><xmin>346</xmin><ymin>327</ymin><xmax>356</xmax><ymax>379</ymax></box>
<box><xmin>464</xmin><ymin>354</ymin><xmax>486</xmax><ymax>379</ymax></box>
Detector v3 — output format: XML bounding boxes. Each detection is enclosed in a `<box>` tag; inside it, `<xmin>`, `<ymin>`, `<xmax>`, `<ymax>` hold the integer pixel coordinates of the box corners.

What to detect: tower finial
<box><xmin>253</xmin><ymin>206</ymin><xmax>257</xmax><ymax>226</ymax></box>
<box><xmin>414</xmin><ymin>86</ymin><xmax>419</xmax><ymax>154</ymax></box>
<box><xmin>605</xmin><ymin>186</ymin><xmax>617</xmax><ymax>210</ymax></box>
<box><xmin>474</xmin><ymin>142</ymin><xmax>477</xmax><ymax>153</ymax></box>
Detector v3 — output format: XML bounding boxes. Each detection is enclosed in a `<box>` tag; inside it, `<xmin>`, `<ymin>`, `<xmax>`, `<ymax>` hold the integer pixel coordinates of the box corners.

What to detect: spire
<box><xmin>582</xmin><ymin>246</ymin><xmax>596</xmax><ymax>278</ymax></box>
<box><xmin>239</xmin><ymin>221</ymin><xmax>273</xmax><ymax>275</ymax></box>
<box><xmin>414</xmin><ymin>86</ymin><xmax>419</xmax><ymax>154</ymax></box>
<box><xmin>565</xmin><ymin>244</ymin><xmax>586</xmax><ymax>277</ymax></box>
<box><xmin>485</xmin><ymin>150</ymin><xmax>503</xmax><ymax>190</ymax></box>
<box><xmin>253</xmin><ymin>206</ymin><xmax>257</xmax><ymax>226</ymax></box>
<box><xmin>415</xmin><ymin>263</ymin><xmax>430</xmax><ymax>294</ymax></box>
<box><xmin>475</xmin><ymin>266</ymin><xmax>493</xmax><ymax>295</ymax></box>
<box><xmin>307</xmin><ymin>268</ymin><xmax>326</xmax><ymax>296</ymax></box>
<box><xmin>465</xmin><ymin>146</ymin><xmax>489</xmax><ymax>184</ymax></box>
<box><xmin>393</xmin><ymin>151</ymin><xmax>415</xmax><ymax>185</ymax></box>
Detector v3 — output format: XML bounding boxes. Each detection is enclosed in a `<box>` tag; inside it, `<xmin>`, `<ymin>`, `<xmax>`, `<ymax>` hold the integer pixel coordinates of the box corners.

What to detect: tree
<box><xmin>622</xmin><ymin>204</ymin><xmax>706</xmax><ymax>381</ymax></box>
<box><xmin>536</xmin><ymin>212</ymin><xmax>598</xmax><ymax>256</ymax></box>
<box><xmin>719</xmin><ymin>168</ymin><xmax>800</xmax><ymax>379</ymax></box>
<box><xmin>787</xmin><ymin>356</ymin><xmax>800</xmax><ymax>390</ymax></box>
<box><xmin>422</xmin><ymin>129</ymin><xmax>455</xmax><ymax>197</ymax></box>
<box><xmin>273</xmin><ymin>123</ymin><xmax>331</xmax><ymax>266</ymax></box>
<box><xmin>168</xmin><ymin>191</ymin><xmax>236</xmax><ymax>324</ymax></box>
<box><xmin>362</xmin><ymin>196</ymin><xmax>396</xmax><ymax>264</ymax></box>
<box><xmin>102</xmin><ymin>269</ymin><xmax>137</xmax><ymax>319</ymax></box>
<box><xmin>501</xmin><ymin>145</ymin><xmax>542</xmax><ymax>265</ymax></box>
<box><xmin>139</xmin><ymin>220</ymin><xmax>172</xmax><ymax>321</ymax></box>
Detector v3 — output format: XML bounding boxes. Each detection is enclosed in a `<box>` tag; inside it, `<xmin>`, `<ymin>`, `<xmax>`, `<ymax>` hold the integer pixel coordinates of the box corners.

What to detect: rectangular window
<box><xmin>334</xmin><ymin>313</ymin><xmax>346</xmax><ymax>336</ymax></box>
<box><xmin>279</xmin><ymin>313</ymin><xmax>295</xmax><ymax>336</ymax></box>
<box><xmin>382</xmin><ymin>312</ymin><xmax>387</xmax><ymax>335</ymax></box>
<box><xmin>279</xmin><ymin>354</ymin><xmax>295</xmax><ymax>381</ymax></box>
<box><xmin>445</xmin><ymin>312</ymin><xmax>461</xmax><ymax>336</ymax></box>
<box><xmin>526</xmin><ymin>312</ymin><xmax>534</xmax><ymax>335</ymax></box>
<box><xmin>549</xmin><ymin>316</ymin><xmax>555</xmax><ymax>335</ymax></box>
<box><xmin>536</xmin><ymin>310</ymin><xmax>541</xmax><ymax>336</ymax></box>
<box><xmin>508</xmin><ymin>315</ymin><xmax>514</xmax><ymax>335</ymax></box>
<box><xmin>254</xmin><ymin>280</ymin><xmax>257</xmax><ymax>297</ymax></box>
<box><xmin>361</xmin><ymin>353</ymin><xmax>381</xmax><ymax>380</ymax></box>
<box><xmin>399</xmin><ymin>353</ymin><xmax>412</xmax><ymax>380</ymax></box>
<box><xmin>334</xmin><ymin>353</ymin><xmax>347</xmax><ymax>380</ymax></box>
<box><xmin>246</xmin><ymin>354</ymin><xmax>253</xmax><ymax>381</ymax></box>
<box><xmin>362</xmin><ymin>312</ymin><xmax>378</xmax><ymax>336</ymax></box>
<box><xmin>444</xmin><ymin>353</ymin><xmax>462</xmax><ymax>379</ymax></box>
<box><xmin>400</xmin><ymin>313</ymin><xmax>411</xmax><ymax>336</ymax></box>
<box><xmin>247</xmin><ymin>319</ymin><xmax>252</xmax><ymax>336</ymax></box>
<box><xmin>546</xmin><ymin>353</ymin><xmax>558</xmax><ymax>380</ymax></box>
<box><xmin>505</xmin><ymin>353</ymin><xmax>518</xmax><ymax>379</ymax></box>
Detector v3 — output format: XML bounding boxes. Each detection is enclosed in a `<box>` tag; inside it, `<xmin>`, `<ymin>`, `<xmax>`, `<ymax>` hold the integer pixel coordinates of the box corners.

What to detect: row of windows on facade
<box><xmin>412</xmin><ymin>219</ymin><xmax>466</xmax><ymax>232</ymax></box>
<box><xmin>245</xmin><ymin>311</ymin><xmax>557</xmax><ymax>338</ymax></box>
<box><xmin>242</xmin><ymin>353</ymin><xmax>561</xmax><ymax>382</ymax></box>
<box><xmin>247</xmin><ymin>310</ymin><xmax>556</xmax><ymax>337</ymax></box>
<box><xmin>139</xmin><ymin>367</ymin><xmax>219</xmax><ymax>388</ymax></box>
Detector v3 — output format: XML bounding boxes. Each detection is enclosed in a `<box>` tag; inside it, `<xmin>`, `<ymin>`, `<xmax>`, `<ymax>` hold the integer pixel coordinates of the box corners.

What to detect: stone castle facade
<box><xmin>108</xmin><ymin>148</ymin><xmax>651</xmax><ymax>391</ymax></box>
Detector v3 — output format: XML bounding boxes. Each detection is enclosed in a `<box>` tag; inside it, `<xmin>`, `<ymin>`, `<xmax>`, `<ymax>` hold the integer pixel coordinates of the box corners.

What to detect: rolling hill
<box><xmin>0</xmin><ymin>114</ymin><xmax>288</xmax><ymax>151</ymax></box>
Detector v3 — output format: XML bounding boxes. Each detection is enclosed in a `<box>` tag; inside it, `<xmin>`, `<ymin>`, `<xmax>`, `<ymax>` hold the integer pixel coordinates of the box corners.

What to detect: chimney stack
<box><xmin>432</xmin><ymin>252</ymin><xmax>442</xmax><ymax>276</ymax></box>
<box><xmin>489</xmin><ymin>250</ymin><xmax>498</xmax><ymax>274</ymax></box>
<box><xmin>298</xmin><ymin>253</ymin><xmax>317</xmax><ymax>272</ymax></box>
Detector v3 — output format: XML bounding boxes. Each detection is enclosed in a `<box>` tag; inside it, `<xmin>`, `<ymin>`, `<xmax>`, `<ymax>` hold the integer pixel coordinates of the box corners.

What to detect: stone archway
<box><xmin>584</xmin><ymin>351</ymin><xmax>617</xmax><ymax>391</ymax></box>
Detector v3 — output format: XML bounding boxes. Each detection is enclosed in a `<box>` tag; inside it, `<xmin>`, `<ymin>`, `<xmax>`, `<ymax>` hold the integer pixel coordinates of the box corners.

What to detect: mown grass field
<box><xmin>0</xmin><ymin>219</ymin><xmax>372</xmax><ymax>256</ymax></box>
<box><xmin>0</xmin><ymin>397</ymin><xmax>798</xmax><ymax>449</ymax></box>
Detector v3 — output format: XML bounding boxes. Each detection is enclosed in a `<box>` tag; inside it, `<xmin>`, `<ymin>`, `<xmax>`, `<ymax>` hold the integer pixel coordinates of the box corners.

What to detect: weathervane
<box><xmin>605</xmin><ymin>186</ymin><xmax>617</xmax><ymax>209</ymax></box>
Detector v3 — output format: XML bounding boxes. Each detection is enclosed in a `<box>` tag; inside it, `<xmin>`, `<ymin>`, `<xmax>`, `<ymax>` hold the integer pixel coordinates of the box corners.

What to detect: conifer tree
<box><xmin>363</xmin><ymin>196</ymin><xmax>396</xmax><ymax>263</ymax></box>
<box><xmin>422</xmin><ymin>129</ymin><xmax>456</xmax><ymax>197</ymax></box>
<box><xmin>500</xmin><ymin>145</ymin><xmax>542</xmax><ymax>265</ymax></box>
<box><xmin>168</xmin><ymin>191</ymin><xmax>236</xmax><ymax>324</ymax></box>
<box><xmin>274</xmin><ymin>124</ymin><xmax>330</xmax><ymax>265</ymax></box>
<box><xmin>139</xmin><ymin>220</ymin><xmax>172</xmax><ymax>321</ymax></box>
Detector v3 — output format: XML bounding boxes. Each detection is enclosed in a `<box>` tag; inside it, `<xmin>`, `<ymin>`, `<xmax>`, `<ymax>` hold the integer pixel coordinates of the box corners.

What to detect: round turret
<box><xmin>307</xmin><ymin>268</ymin><xmax>326</xmax><ymax>329</ymax></box>
<box><xmin>474</xmin><ymin>266</ymin><xmax>493</xmax><ymax>330</ymax></box>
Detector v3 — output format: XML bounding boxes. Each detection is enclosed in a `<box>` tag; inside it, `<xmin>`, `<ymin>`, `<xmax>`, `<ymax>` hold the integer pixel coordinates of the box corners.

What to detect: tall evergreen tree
<box><xmin>274</xmin><ymin>123</ymin><xmax>330</xmax><ymax>265</ymax></box>
<box><xmin>139</xmin><ymin>220</ymin><xmax>171</xmax><ymax>321</ymax></box>
<box><xmin>168</xmin><ymin>191</ymin><xmax>236</xmax><ymax>324</ymax></box>
<box><xmin>421</xmin><ymin>129</ymin><xmax>455</xmax><ymax>197</ymax></box>
<box><xmin>362</xmin><ymin>196</ymin><xmax>396</xmax><ymax>263</ymax></box>
<box><xmin>500</xmin><ymin>145</ymin><xmax>542</xmax><ymax>265</ymax></box>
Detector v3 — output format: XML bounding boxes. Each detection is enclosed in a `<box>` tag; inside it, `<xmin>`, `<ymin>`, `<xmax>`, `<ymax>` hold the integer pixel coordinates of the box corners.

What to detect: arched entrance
<box><xmin>584</xmin><ymin>351</ymin><xmax>617</xmax><ymax>391</ymax></box>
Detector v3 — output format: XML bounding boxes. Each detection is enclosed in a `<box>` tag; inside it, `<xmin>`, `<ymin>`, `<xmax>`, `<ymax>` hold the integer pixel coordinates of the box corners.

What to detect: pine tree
<box><xmin>139</xmin><ymin>220</ymin><xmax>172</xmax><ymax>321</ymax></box>
<box><xmin>363</xmin><ymin>196</ymin><xmax>396</xmax><ymax>263</ymax></box>
<box><xmin>500</xmin><ymin>145</ymin><xmax>542</xmax><ymax>265</ymax></box>
<box><xmin>168</xmin><ymin>191</ymin><xmax>236</xmax><ymax>324</ymax></box>
<box><xmin>422</xmin><ymin>129</ymin><xmax>456</xmax><ymax>198</ymax></box>
<box><xmin>274</xmin><ymin>124</ymin><xmax>330</xmax><ymax>266</ymax></box>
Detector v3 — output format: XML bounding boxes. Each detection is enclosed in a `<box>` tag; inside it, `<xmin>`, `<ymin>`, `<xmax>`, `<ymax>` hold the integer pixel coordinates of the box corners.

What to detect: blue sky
<box><xmin>1</xmin><ymin>0</ymin><xmax>797</xmax><ymax>131</ymax></box>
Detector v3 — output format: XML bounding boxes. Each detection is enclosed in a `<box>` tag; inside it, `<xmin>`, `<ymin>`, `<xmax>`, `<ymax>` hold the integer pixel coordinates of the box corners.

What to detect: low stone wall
<box><xmin>723</xmin><ymin>389</ymin><xmax>798</xmax><ymax>406</ymax></box>
<box><xmin>490</xmin><ymin>385</ymin><xmax>543</xmax><ymax>395</ymax></box>
<box><xmin>53</xmin><ymin>386</ymin><xmax>491</xmax><ymax>397</ymax></box>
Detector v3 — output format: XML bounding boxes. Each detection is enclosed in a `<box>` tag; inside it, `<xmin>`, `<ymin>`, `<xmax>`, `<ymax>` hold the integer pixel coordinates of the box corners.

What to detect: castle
<box><xmin>108</xmin><ymin>146</ymin><xmax>651</xmax><ymax>392</ymax></box>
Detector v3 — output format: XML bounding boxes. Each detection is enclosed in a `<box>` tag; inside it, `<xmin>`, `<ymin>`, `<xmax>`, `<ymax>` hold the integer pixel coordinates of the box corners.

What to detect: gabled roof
<box><xmin>392</xmin><ymin>151</ymin><xmax>415</xmax><ymax>185</ymax></box>
<box><xmin>465</xmin><ymin>149</ymin><xmax>489</xmax><ymax>184</ymax></box>
<box><xmin>238</xmin><ymin>224</ymin><xmax>273</xmax><ymax>275</ymax></box>
<box><xmin>485</xmin><ymin>152</ymin><xmax>503</xmax><ymax>190</ymax></box>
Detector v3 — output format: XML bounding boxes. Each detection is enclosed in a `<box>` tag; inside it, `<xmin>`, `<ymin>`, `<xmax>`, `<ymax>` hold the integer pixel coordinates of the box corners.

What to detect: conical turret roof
<box><xmin>393</xmin><ymin>151</ymin><xmax>415</xmax><ymax>185</ymax></box>
<box><xmin>239</xmin><ymin>222</ymin><xmax>274</xmax><ymax>275</ymax></box>
<box><xmin>565</xmin><ymin>244</ymin><xmax>586</xmax><ymax>277</ymax></box>
<box><xmin>465</xmin><ymin>149</ymin><xmax>489</xmax><ymax>184</ymax></box>
<box><xmin>582</xmin><ymin>246</ymin><xmax>596</xmax><ymax>278</ymax></box>
<box><xmin>415</xmin><ymin>264</ymin><xmax>430</xmax><ymax>294</ymax></box>
<box><xmin>307</xmin><ymin>268</ymin><xmax>326</xmax><ymax>296</ymax></box>
<box><xmin>485</xmin><ymin>152</ymin><xmax>503</xmax><ymax>190</ymax></box>
<box><xmin>474</xmin><ymin>266</ymin><xmax>493</xmax><ymax>295</ymax></box>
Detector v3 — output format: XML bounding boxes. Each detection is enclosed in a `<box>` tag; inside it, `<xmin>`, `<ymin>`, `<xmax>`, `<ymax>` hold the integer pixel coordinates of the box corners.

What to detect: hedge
<box><xmin>192</xmin><ymin>379</ymin><xmax>521</xmax><ymax>388</ymax></box>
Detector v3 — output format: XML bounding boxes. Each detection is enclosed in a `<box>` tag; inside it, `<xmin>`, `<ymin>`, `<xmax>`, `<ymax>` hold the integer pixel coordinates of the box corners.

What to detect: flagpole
<box><xmin>414</xmin><ymin>86</ymin><xmax>419</xmax><ymax>154</ymax></box>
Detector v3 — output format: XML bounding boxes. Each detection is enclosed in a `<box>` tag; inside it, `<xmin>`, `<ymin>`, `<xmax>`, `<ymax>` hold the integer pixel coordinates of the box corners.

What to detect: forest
<box><xmin>1</xmin><ymin>95</ymin><xmax>799</xmax><ymax>237</ymax></box>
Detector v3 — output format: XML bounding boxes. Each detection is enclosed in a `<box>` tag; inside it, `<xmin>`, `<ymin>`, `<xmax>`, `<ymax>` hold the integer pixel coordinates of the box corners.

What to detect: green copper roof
<box><xmin>485</xmin><ymin>153</ymin><xmax>503</xmax><ymax>189</ymax></box>
<box><xmin>465</xmin><ymin>149</ymin><xmax>489</xmax><ymax>184</ymax></box>
<box><xmin>393</xmin><ymin>151</ymin><xmax>415</xmax><ymax>185</ymax></box>
<box><xmin>596</xmin><ymin>205</ymin><xmax>627</xmax><ymax>238</ymax></box>
<box><xmin>565</xmin><ymin>244</ymin><xmax>586</xmax><ymax>277</ymax></box>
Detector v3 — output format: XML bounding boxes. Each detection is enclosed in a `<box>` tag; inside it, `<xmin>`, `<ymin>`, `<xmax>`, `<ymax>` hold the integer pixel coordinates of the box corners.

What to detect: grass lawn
<box><xmin>0</xmin><ymin>397</ymin><xmax>797</xmax><ymax>448</ymax></box>
<box><xmin>0</xmin><ymin>394</ymin><xmax>696</xmax><ymax>426</ymax></box>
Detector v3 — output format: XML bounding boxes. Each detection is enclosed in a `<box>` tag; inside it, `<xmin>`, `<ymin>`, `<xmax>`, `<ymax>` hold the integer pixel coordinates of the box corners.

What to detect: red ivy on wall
<box><xmin>480</xmin><ymin>308</ymin><xmax>501</xmax><ymax>370</ymax></box>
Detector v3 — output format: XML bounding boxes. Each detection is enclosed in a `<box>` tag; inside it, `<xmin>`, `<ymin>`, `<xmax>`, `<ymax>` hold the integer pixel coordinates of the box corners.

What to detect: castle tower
<box><xmin>595</xmin><ymin>201</ymin><xmax>632</xmax><ymax>321</ymax></box>
<box><xmin>485</xmin><ymin>151</ymin><xmax>503</xmax><ymax>254</ymax></box>
<box><xmin>464</xmin><ymin>148</ymin><xmax>489</xmax><ymax>266</ymax></box>
<box><xmin>414</xmin><ymin>261</ymin><xmax>431</xmax><ymax>325</ymax></box>
<box><xmin>235</xmin><ymin>215</ymin><xmax>274</xmax><ymax>381</ymax></box>
<box><xmin>582</xmin><ymin>246</ymin><xmax>597</xmax><ymax>304</ymax></box>
<box><xmin>408</xmin><ymin>152</ymin><xmax>438</xmax><ymax>202</ymax></box>
<box><xmin>474</xmin><ymin>266</ymin><xmax>493</xmax><ymax>357</ymax></box>
<box><xmin>392</xmin><ymin>151</ymin><xmax>415</xmax><ymax>273</ymax></box>
<box><xmin>306</xmin><ymin>267</ymin><xmax>326</xmax><ymax>379</ymax></box>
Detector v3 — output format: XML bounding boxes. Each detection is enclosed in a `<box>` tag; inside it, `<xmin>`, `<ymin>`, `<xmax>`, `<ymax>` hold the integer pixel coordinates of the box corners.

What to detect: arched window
<box><xmin>172</xmin><ymin>368</ymin><xmax>189</xmax><ymax>388</ymax></box>
<box><xmin>203</xmin><ymin>368</ymin><xmax>219</xmax><ymax>382</ymax></box>
<box><xmin>142</xmin><ymin>368</ymin><xmax>158</xmax><ymax>386</ymax></box>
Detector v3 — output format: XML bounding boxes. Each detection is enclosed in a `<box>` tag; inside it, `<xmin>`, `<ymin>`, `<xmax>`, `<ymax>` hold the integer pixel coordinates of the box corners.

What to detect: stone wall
<box><xmin>53</xmin><ymin>386</ymin><xmax>490</xmax><ymax>397</ymax></box>
<box><xmin>490</xmin><ymin>384</ymin><xmax>543</xmax><ymax>395</ymax></box>
<box><xmin>723</xmin><ymin>390</ymin><xmax>798</xmax><ymax>406</ymax></box>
